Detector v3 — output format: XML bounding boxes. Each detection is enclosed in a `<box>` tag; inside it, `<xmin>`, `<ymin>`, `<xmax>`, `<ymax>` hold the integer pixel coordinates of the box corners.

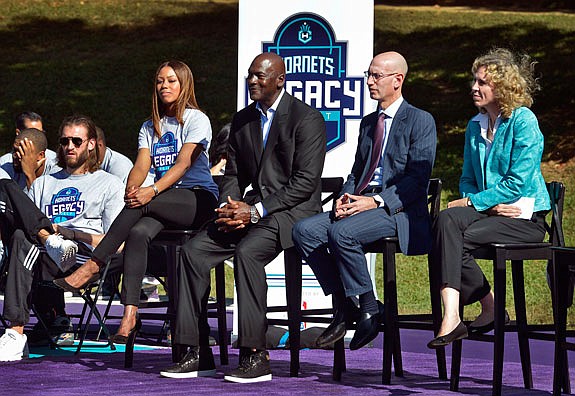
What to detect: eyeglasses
<box><xmin>364</xmin><ymin>71</ymin><xmax>398</xmax><ymax>81</ymax></box>
<box><xmin>59</xmin><ymin>137</ymin><xmax>87</xmax><ymax>147</ymax></box>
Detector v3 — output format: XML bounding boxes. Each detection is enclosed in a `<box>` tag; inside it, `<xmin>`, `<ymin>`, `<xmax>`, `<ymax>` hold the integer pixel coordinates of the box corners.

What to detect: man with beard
<box><xmin>0</xmin><ymin>115</ymin><xmax>124</xmax><ymax>361</ymax></box>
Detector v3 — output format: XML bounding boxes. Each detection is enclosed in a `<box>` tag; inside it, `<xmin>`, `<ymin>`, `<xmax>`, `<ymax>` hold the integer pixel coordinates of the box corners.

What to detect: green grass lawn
<box><xmin>1</xmin><ymin>1</ymin><xmax>573</xmax><ymax>325</ymax></box>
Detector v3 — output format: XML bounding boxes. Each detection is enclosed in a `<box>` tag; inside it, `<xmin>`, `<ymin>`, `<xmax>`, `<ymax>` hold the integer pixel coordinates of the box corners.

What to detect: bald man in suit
<box><xmin>292</xmin><ymin>51</ymin><xmax>437</xmax><ymax>351</ymax></box>
<box><xmin>160</xmin><ymin>52</ymin><xmax>326</xmax><ymax>383</ymax></box>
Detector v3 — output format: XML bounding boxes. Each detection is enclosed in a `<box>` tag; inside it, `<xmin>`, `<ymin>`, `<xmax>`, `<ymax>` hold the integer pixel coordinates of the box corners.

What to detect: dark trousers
<box><xmin>0</xmin><ymin>179</ymin><xmax>64</xmax><ymax>326</ymax></box>
<box><xmin>92</xmin><ymin>188</ymin><xmax>217</xmax><ymax>306</ymax></box>
<box><xmin>175</xmin><ymin>218</ymin><xmax>283</xmax><ymax>350</ymax></box>
<box><xmin>431</xmin><ymin>207</ymin><xmax>547</xmax><ymax>305</ymax></box>
<box><xmin>292</xmin><ymin>208</ymin><xmax>396</xmax><ymax>298</ymax></box>
<box><xmin>2</xmin><ymin>231</ymin><xmax>92</xmax><ymax>326</ymax></box>
<box><xmin>0</xmin><ymin>179</ymin><xmax>53</xmax><ymax>246</ymax></box>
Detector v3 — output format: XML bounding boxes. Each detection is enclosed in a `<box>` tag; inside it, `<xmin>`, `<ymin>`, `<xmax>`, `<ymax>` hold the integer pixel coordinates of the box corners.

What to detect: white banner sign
<box><xmin>234</xmin><ymin>0</ymin><xmax>375</xmax><ymax>341</ymax></box>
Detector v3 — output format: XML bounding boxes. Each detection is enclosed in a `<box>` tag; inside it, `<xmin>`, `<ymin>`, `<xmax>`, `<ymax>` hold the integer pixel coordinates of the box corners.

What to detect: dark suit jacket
<box><xmin>219</xmin><ymin>92</ymin><xmax>327</xmax><ymax>249</ymax></box>
<box><xmin>341</xmin><ymin>100</ymin><xmax>437</xmax><ymax>255</ymax></box>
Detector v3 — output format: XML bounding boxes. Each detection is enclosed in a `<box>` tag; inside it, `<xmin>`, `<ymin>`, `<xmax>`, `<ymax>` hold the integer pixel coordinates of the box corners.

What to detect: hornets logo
<box><xmin>152</xmin><ymin>131</ymin><xmax>178</xmax><ymax>179</ymax></box>
<box><xmin>260</xmin><ymin>12</ymin><xmax>364</xmax><ymax>152</ymax></box>
<box><xmin>46</xmin><ymin>187</ymin><xmax>85</xmax><ymax>223</ymax></box>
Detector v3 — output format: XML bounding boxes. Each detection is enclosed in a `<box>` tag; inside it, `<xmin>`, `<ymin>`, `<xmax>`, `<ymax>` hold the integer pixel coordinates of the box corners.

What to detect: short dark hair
<box><xmin>15</xmin><ymin>128</ymin><xmax>48</xmax><ymax>153</ymax></box>
<box><xmin>15</xmin><ymin>111</ymin><xmax>43</xmax><ymax>131</ymax></box>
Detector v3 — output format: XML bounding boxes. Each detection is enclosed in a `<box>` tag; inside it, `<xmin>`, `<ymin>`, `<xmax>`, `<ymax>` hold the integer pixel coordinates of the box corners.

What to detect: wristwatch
<box><xmin>466</xmin><ymin>197</ymin><xmax>474</xmax><ymax>208</ymax></box>
<box><xmin>250</xmin><ymin>205</ymin><xmax>261</xmax><ymax>224</ymax></box>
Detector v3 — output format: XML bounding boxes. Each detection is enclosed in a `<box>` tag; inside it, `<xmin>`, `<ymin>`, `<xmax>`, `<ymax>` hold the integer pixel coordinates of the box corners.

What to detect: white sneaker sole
<box><xmin>223</xmin><ymin>373</ymin><xmax>272</xmax><ymax>383</ymax></box>
<box><xmin>160</xmin><ymin>369</ymin><xmax>216</xmax><ymax>379</ymax></box>
<box><xmin>0</xmin><ymin>353</ymin><xmax>23</xmax><ymax>362</ymax></box>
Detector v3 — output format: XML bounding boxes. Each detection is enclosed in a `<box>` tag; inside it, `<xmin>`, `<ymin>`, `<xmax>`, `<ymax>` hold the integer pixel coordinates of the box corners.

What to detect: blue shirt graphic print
<box><xmin>46</xmin><ymin>187</ymin><xmax>85</xmax><ymax>223</ymax></box>
<box><xmin>152</xmin><ymin>131</ymin><xmax>178</xmax><ymax>180</ymax></box>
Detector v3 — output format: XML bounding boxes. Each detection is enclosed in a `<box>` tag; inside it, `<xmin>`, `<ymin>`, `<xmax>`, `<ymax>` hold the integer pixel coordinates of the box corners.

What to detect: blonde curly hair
<box><xmin>472</xmin><ymin>48</ymin><xmax>540</xmax><ymax>118</ymax></box>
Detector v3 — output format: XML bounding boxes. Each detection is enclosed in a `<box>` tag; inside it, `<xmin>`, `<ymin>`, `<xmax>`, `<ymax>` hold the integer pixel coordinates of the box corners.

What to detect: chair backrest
<box><xmin>427</xmin><ymin>178</ymin><xmax>442</xmax><ymax>221</ymax></box>
<box><xmin>546</xmin><ymin>181</ymin><xmax>566</xmax><ymax>247</ymax></box>
<box><xmin>321</xmin><ymin>177</ymin><xmax>344</xmax><ymax>206</ymax></box>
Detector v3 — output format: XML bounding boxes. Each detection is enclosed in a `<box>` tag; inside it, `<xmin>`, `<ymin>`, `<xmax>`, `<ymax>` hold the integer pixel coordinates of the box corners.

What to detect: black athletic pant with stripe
<box><xmin>0</xmin><ymin>179</ymin><xmax>64</xmax><ymax>326</ymax></box>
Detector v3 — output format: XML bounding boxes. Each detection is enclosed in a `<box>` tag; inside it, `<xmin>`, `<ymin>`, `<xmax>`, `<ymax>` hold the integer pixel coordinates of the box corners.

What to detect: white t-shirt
<box><xmin>100</xmin><ymin>147</ymin><xmax>133</xmax><ymax>184</ymax></box>
<box><xmin>28</xmin><ymin>169</ymin><xmax>125</xmax><ymax>237</ymax></box>
<box><xmin>0</xmin><ymin>148</ymin><xmax>57</xmax><ymax>166</ymax></box>
<box><xmin>0</xmin><ymin>167</ymin><xmax>11</xmax><ymax>180</ymax></box>
<box><xmin>1</xmin><ymin>157</ymin><xmax>62</xmax><ymax>192</ymax></box>
<box><xmin>138</xmin><ymin>108</ymin><xmax>218</xmax><ymax>198</ymax></box>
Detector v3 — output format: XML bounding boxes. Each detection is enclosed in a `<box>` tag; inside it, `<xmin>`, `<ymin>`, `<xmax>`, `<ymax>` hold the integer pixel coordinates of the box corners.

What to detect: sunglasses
<box><xmin>59</xmin><ymin>137</ymin><xmax>87</xmax><ymax>147</ymax></box>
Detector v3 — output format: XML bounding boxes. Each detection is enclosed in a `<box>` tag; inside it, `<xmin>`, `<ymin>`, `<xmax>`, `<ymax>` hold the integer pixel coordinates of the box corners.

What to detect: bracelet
<box><xmin>151</xmin><ymin>183</ymin><xmax>160</xmax><ymax>196</ymax></box>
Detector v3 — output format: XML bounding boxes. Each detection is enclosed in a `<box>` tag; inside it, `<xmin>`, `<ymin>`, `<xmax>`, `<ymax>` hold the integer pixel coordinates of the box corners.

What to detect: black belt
<box><xmin>362</xmin><ymin>185</ymin><xmax>382</xmax><ymax>194</ymax></box>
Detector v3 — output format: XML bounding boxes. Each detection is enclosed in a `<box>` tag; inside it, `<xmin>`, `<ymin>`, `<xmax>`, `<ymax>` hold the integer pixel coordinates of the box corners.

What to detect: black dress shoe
<box><xmin>316</xmin><ymin>315</ymin><xmax>346</xmax><ymax>348</ymax></box>
<box><xmin>349</xmin><ymin>301</ymin><xmax>384</xmax><ymax>351</ymax></box>
<box><xmin>467</xmin><ymin>310</ymin><xmax>510</xmax><ymax>335</ymax></box>
<box><xmin>316</xmin><ymin>300</ymin><xmax>361</xmax><ymax>348</ymax></box>
<box><xmin>427</xmin><ymin>321</ymin><xmax>468</xmax><ymax>349</ymax></box>
<box><xmin>160</xmin><ymin>346</ymin><xmax>216</xmax><ymax>378</ymax></box>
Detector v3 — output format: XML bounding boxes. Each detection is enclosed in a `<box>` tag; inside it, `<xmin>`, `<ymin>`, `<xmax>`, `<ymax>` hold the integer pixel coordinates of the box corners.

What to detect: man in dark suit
<box><xmin>160</xmin><ymin>52</ymin><xmax>326</xmax><ymax>382</ymax></box>
<box><xmin>292</xmin><ymin>51</ymin><xmax>437</xmax><ymax>350</ymax></box>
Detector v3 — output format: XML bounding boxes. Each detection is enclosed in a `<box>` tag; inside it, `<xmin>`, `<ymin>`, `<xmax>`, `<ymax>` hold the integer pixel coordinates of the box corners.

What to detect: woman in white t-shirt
<box><xmin>55</xmin><ymin>61</ymin><xmax>219</xmax><ymax>345</ymax></box>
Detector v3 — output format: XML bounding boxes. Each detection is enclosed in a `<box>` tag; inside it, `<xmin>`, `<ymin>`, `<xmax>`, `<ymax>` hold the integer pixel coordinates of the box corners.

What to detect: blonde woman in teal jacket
<box><xmin>428</xmin><ymin>48</ymin><xmax>550</xmax><ymax>349</ymax></box>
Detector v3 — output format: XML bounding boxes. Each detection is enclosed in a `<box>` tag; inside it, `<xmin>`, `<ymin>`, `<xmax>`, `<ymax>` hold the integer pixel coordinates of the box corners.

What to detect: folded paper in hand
<box><xmin>511</xmin><ymin>197</ymin><xmax>535</xmax><ymax>219</ymax></box>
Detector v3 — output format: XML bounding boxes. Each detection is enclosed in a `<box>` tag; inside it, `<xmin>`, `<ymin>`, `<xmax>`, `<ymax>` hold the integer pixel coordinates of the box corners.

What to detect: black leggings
<box><xmin>92</xmin><ymin>187</ymin><xmax>217</xmax><ymax>306</ymax></box>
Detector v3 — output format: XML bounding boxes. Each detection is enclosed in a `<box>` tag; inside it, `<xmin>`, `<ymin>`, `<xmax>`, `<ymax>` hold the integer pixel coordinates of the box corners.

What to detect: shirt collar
<box><xmin>256</xmin><ymin>89</ymin><xmax>285</xmax><ymax>117</ymax></box>
<box><xmin>379</xmin><ymin>96</ymin><xmax>403</xmax><ymax>118</ymax></box>
<box><xmin>472</xmin><ymin>112</ymin><xmax>502</xmax><ymax>130</ymax></box>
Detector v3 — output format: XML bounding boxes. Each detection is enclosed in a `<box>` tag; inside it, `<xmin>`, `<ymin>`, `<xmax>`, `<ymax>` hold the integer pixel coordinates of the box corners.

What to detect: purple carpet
<box><xmin>0</xmin><ymin>298</ymin><xmax>570</xmax><ymax>395</ymax></box>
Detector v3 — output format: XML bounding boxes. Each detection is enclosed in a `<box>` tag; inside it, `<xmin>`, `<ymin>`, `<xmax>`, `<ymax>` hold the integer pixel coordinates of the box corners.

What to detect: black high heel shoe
<box><xmin>109</xmin><ymin>313</ymin><xmax>142</xmax><ymax>345</ymax></box>
<box><xmin>53</xmin><ymin>273</ymin><xmax>100</xmax><ymax>293</ymax></box>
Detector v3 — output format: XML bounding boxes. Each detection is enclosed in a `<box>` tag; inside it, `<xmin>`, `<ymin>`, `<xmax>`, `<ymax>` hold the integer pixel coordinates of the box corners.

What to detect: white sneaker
<box><xmin>0</xmin><ymin>329</ymin><xmax>28</xmax><ymax>362</ymax></box>
<box><xmin>45</xmin><ymin>234</ymin><xmax>78</xmax><ymax>272</ymax></box>
<box><xmin>142</xmin><ymin>276</ymin><xmax>160</xmax><ymax>286</ymax></box>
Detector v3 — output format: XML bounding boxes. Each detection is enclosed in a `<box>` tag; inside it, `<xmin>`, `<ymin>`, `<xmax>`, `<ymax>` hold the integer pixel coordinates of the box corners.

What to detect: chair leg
<box><xmin>165</xmin><ymin>244</ymin><xmax>185</xmax><ymax>363</ymax></box>
<box><xmin>382</xmin><ymin>243</ymin><xmax>401</xmax><ymax>384</ymax></box>
<box><xmin>553</xmin><ymin>251</ymin><xmax>571</xmax><ymax>395</ymax></box>
<box><xmin>333</xmin><ymin>338</ymin><xmax>345</xmax><ymax>381</ymax></box>
<box><xmin>215</xmin><ymin>262</ymin><xmax>228</xmax><ymax>365</ymax></box>
<box><xmin>392</xmin><ymin>322</ymin><xmax>403</xmax><ymax>377</ymax></box>
<box><xmin>511</xmin><ymin>260</ymin><xmax>532</xmax><ymax>389</ymax></box>
<box><xmin>96</xmin><ymin>286</ymin><xmax>117</xmax><ymax>341</ymax></box>
<box><xmin>75</xmin><ymin>261</ymin><xmax>115</xmax><ymax>355</ymax></box>
<box><xmin>284</xmin><ymin>248</ymin><xmax>301</xmax><ymax>377</ymax></box>
<box><xmin>450</xmin><ymin>338</ymin><xmax>463</xmax><ymax>391</ymax></box>
<box><xmin>492</xmin><ymin>251</ymin><xmax>507</xmax><ymax>396</ymax></box>
<box><xmin>450</xmin><ymin>306</ymin><xmax>464</xmax><ymax>392</ymax></box>
<box><xmin>428</xmin><ymin>255</ymin><xmax>448</xmax><ymax>379</ymax></box>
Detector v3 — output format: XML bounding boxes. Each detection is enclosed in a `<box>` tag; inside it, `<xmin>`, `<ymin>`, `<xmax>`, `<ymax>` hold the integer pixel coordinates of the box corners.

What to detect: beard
<box><xmin>65</xmin><ymin>147</ymin><xmax>90</xmax><ymax>171</ymax></box>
